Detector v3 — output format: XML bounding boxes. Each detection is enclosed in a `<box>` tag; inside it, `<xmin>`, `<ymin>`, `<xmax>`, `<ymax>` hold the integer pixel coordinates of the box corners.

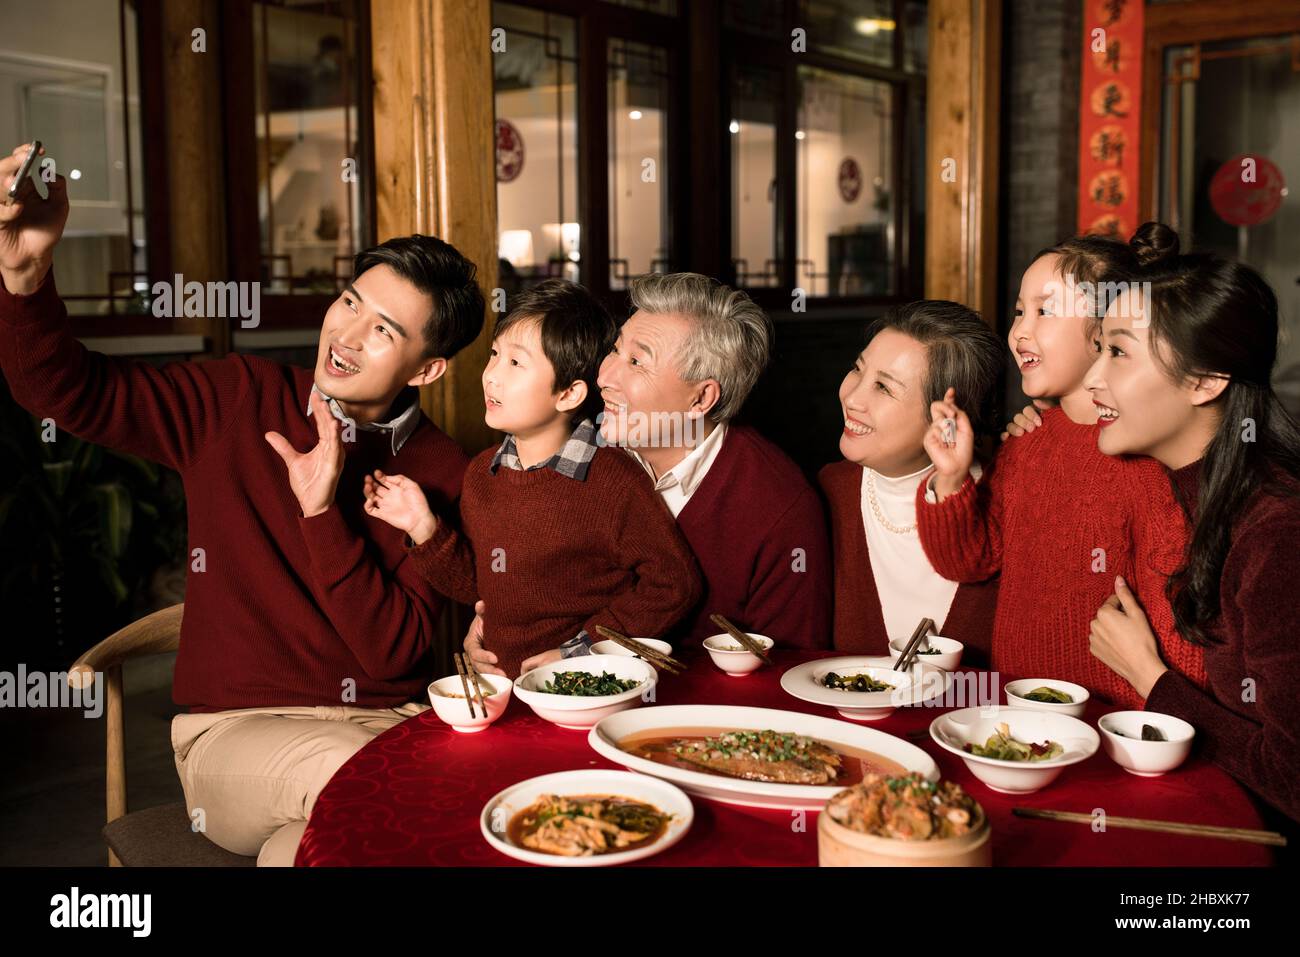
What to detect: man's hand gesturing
<box><xmin>265</xmin><ymin>391</ymin><xmax>348</xmax><ymax>518</ymax></box>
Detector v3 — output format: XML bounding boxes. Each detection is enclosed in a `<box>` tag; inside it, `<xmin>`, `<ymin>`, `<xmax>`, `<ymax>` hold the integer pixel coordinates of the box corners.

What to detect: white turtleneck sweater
<box><xmin>858</xmin><ymin>462</ymin><xmax>981</xmax><ymax>643</ymax></box>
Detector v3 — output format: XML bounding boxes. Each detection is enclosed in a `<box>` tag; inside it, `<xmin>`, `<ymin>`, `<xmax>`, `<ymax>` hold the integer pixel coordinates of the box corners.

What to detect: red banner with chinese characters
<box><xmin>1077</xmin><ymin>0</ymin><xmax>1144</xmax><ymax>239</ymax></box>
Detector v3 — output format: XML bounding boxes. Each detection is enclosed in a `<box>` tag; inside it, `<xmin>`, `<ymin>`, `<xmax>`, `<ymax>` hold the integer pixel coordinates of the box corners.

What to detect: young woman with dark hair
<box><xmin>915</xmin><ymin>232</ymin><xmax>1208</xmax><ymax>708</ymax></box>
<box><xmin>1085</xmin><ymin>223</ymin><xmax>1300</xmax><ymax>823</ymax></box>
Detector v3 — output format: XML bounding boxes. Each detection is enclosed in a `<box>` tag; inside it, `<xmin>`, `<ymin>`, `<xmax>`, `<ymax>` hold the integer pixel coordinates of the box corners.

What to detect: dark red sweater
<box><xmin>0</xmin><ymin>271</ymin><xmax>468</xmax><ymax>712</ymax></box>
<box><xmin>1147</xmin><ymin>462</ymin><xmax>1300</xmax><ymax>823</ymax></box>
<box><xmin>914</xmin><ymin>407</ymin><xmax>1207</xmax><ymax>708</ymax></box>
<box><xmin>406</xmin><ymin>444</ymin><xmax>702</xmax><ymax>677</ymax></box>
<box><xmin>818</xmin><ymin>459</ymin><xmax>997</xmax><ymax>664</ymax></box>
<box><xmin>670</xmin><ymin>424</ymin><xmax>832</xmax><ymax>649</ymax></box>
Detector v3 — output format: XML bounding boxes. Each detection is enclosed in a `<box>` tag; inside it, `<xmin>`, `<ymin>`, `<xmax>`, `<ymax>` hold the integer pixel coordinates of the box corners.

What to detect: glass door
<box><xmin>1158</xmin><ymin>33</ymin><xmax>1300</xmax><ymax>414</ymax></box>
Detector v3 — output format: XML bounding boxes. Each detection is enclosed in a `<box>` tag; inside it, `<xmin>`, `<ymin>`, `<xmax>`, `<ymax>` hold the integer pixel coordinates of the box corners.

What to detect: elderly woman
<box><xmin>464</xmin><ymin>272</ymin><xmax>830</xmax><ymax>668</ymax></box>
<box><xmin>818</xmin><ymin>300</ymin><xmax>1002</xmax><ymax>662</ymax></box>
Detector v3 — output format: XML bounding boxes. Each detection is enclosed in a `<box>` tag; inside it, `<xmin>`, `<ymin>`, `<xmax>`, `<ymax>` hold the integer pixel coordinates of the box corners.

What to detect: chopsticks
<box><xmin>593</xmin><ymin>625</ymin><xmax>687</xmax><ymax>675</ymax></box>
<box><xmin>893</xmin><ymin>617</ymin><xmax>937</xmax><ymax>672</ymax></box>
<box><xmin>709</xmin><ymin>613</ymin><xmax>772</xmax><ymax>666</ymax></box>
<box><xmin>1012</xmin><ymin>807</ymin><xmax>1288</xmax><ymax>847</ymax></box>
<box><xmin>452</xmin><ymin>651</ymin><xmax>488</xmax><ymax>719</ymax></box>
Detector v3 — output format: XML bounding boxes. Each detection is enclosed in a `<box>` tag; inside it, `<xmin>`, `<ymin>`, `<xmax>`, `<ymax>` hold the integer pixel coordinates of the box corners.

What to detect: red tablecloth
<box><xmin>296</xmin><ymin>649</ymin><xmax>1275</xmax><ymax>866</ymax></box>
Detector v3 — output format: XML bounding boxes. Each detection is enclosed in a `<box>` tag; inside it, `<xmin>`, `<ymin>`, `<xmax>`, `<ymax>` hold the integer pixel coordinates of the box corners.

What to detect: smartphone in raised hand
<box><xmin>4</xmin><ymin>141</ymin><xmax>42</xmax><ymax>206</ymax></box>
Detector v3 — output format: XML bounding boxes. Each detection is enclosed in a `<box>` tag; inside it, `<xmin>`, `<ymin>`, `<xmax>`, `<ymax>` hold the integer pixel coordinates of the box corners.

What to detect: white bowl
<box><xmin>1004</xmin><ymin>678</ymin><xmax>1090</xmax><ymax>718</ymax></box>
<box><xmin>513</xmin><ymin>654</ymin><xmax>656</xmax><ymax>730</ymax></box>
<box><xmin>703</xmin><ymin>633</ymin><xmax>774</xmax><ymax>676</ymax></box>
<box><xmin>590</xmin><ymin>638</ymin><xmax>674</xmax><ymax>668</ymax></box>
<box><xmin>480</xmin><ymin>769</ymin><xmax>693</xmax><ymax>866</ymax></box>
<box><xmin>1098</xmin><ymin>710</ymin><xmax>1195</xmax><ymax>777</ymax></box>
<box><xmin>888</xmin><ymin>634</ymin><xmax>964</xmax><ymax>671</ymax></box>
<box><xmin>805</xmin><ymin>662</ymin><xmax>915</xmax><ymax>721</ymax></box>
<box><xmin>427</xmin><ymin>673</ymin><xmax>513</xmax><ymax>733</ymax></box>
<box><xmin>929</xmin><ymin>706</ymin><xmax>1099</xmax><ymax>794</ymax></box>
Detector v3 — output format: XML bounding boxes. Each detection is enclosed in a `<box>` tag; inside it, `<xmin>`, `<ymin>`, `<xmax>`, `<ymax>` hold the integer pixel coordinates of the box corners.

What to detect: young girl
<box><xmin>916</xmin><ymin>231</ymin><xmax>1207</xmax><ymax>708</ymax></box>
<box><xmin>1084</xmin><ymin>227</ymin><xmax>1300</xmax><ymax>823</ymax></box>
<box><xmin>818</xmin><ymin>300</ymin><xmax>1002</xmax><ymax>663</ymax></box>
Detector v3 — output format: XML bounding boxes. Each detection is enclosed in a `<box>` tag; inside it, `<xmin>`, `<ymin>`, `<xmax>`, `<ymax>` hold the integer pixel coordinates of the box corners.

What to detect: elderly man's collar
<box><xmin>307</xmin><ymin>384</ymin><xmax>422</xmax><ymax>455</ymax></box>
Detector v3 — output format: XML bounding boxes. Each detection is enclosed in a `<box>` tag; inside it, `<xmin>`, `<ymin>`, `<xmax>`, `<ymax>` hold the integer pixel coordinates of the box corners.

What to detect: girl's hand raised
<box><xmin>923</xmin><ymin>387</ymin><xmax>975</xmax><ymax>501</ymax></box>
<box><xmin>363</xmin><ymin>470</ymin><xmax>438</xmax><ymax>543</ymax></box>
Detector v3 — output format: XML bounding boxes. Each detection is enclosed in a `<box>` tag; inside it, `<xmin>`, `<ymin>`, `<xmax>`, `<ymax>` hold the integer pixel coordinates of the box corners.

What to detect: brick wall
<box><xmin>998</xmin><ymin>0</ymin><xmax>1083</xmax><ymax>414</ymax></box>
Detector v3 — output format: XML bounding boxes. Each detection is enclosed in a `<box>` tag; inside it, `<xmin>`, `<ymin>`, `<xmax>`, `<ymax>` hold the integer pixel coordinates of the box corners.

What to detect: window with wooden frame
<box><xmin>489</xmin><ymin>0</ymin><xmax>926</xmax><ymax>317</ymax></box>
<box><xmin>220</xmin><ymin>0</ymin><xmax>376</xmax><ymax>348</ymax></box>
<box><xmin>0</xmin><ymin>0</ymin><xmax>156</xmax><ymax>342</ymax></box>
<box><xmin>724</xmin><ymin>0</ymin><xmax>928</xmax><ymax>313</ymax></box>
<box><xmin>490</xmin><ymin>0</ymin><xmax>688</xmax><ymax>313</ymax></box>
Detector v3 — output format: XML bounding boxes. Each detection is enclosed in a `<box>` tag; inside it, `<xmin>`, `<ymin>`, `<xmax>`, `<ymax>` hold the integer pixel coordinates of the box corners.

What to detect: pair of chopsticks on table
<box><xmin>593</xmin><ymin>614</ymin><xmax>771</xmax><ymax>674</ymax></box>
<box><xmin>708</xmin><ymin>613</ymin><xmax>773</xmax><ymax>667</ymax></box>
<box><xmin>893</xmin><ymin>617</ymin><xmax>937</xmax><ymax>672</ymax></box>
<box><xmin>452</xmin><ymin>652</ymin><xmax>489</xmax><ymax>719</ymax></box>
<box><xmin>593</xmin><ymin>625</ymin><xmax>688</xmax><ymax>675</ymax></box>
<box><xmin>1012</xmin><ymin>807</ymin><xmax>1287</xmax><ymax>847</ymax></box>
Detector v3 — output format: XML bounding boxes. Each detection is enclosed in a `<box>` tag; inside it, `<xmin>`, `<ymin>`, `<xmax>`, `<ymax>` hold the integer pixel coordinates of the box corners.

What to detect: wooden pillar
<box><xmin>685</xmin><ymin>0</ymin><xmax>724</xmax><ymax>280</ymax></box>
<box><xmin>925</xmin><ymin>0</ymin><xmax>1002</xmax><ymax>327</ymax></box>
<box><xmin>370</xmin><ymin>0</ymin><xmax>499</xmax><ymax>456</ymax></box>
<box><xmin>157</xmin><ymin>0</ymin><xmax>230</xmax><ymax>356</ymax></box>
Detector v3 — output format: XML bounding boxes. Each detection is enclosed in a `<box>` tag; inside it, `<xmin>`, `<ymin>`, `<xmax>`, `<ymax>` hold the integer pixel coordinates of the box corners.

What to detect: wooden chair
<box><xmin>68</xmin><ymin>603</ymin><xmax>255</xmax><ymax>867</ymax></box>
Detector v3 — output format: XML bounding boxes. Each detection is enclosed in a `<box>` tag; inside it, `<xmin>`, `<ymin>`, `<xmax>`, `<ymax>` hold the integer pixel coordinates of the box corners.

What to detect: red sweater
<box><xmin>1147</xmin><ymin>462</ymin><xmax>1300</xmax><ymax>823</ymax></box>
<box><xmin>818</xmin><ymin>459</ymin><xmax>997</xmax><ymax>665</ymax></box>
<box><xmin>914</xmin><ymin>407</ymin><xmax>1207</xmax><ymax>708</ymax></box>
<box><xmin>670</xmin><ymin>424</ymin><xmax>832</xmax><ymax>649</ymax></box>
<box><xmin>0</xmin><ymin>272</ymin><xmax>468</xmax><ymax>712</ymax></box>
<box><xmin>406</xmin><ymin>444</ymin><xmax>702</xmax><ymax>677</ymax></box>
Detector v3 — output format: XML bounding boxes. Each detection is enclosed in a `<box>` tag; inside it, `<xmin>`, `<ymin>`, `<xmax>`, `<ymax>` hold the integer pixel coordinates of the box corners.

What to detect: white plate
<box><xmin>588</xmin><ymin>704</ymin><xmax>939</xmax><ymax>810</ymax></box>
<box><xmin>780</xmin><ymin>656</ymin><xmax>952</xmax><ymax>720</ymax></box>
<box><xmin>479</xmin><ymin>770</ymin><xmax>693</xmax><ymax>867</ymax></box>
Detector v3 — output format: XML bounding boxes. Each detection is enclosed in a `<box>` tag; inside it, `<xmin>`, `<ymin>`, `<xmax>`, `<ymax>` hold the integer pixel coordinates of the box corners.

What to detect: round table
<box><xmin>296</xmin><ymin>649</ymin><xmax>1275</xmax><ymax>866</ymax></box>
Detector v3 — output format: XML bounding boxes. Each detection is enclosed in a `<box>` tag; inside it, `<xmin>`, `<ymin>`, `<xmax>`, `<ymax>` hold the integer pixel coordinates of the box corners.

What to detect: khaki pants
<box><xmin>170</xmin><ymin>701</ymin><xmax>428</xmax><ymax>866</ymax></box>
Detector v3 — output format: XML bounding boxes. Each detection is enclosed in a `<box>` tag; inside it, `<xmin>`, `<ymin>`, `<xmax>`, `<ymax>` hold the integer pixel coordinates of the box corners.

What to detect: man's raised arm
<box><xmin>0</xmin><ymin>143</ymin><xmax>246</xmax><ymax>472</ymax></box>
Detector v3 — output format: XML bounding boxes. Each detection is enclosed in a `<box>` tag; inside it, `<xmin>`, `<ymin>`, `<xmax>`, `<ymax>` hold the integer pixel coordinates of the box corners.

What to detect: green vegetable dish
<box><xmin>1021</xmin><ymin>686</ymin><xmax>1073</xmax><ymax>704</ymax></box>
<box><xmin>821</xmin><ymin>672</ymin><xmax>895</xmax><ymax>693</ymax></box>
<box><xmin>540</xmin><ymin>670</ymin><xmax>642</xmax><ymax>696</ymax></box>
<box><xmin>963</xmin><ymin>722</ymin><xmax>1063</xmax><ymax>762</ymax></box>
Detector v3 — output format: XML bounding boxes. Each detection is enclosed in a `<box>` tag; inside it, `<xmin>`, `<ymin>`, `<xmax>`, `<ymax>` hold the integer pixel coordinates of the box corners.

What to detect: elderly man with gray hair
<box><xmin>463</xmin><ymin>272</ymin><xmax>831</xmax><ymax>670</ymax></box>
<box><xmin>591</xmin><ymin>272</ymin><xmax>832</xmax><ymax>649</ymax></box>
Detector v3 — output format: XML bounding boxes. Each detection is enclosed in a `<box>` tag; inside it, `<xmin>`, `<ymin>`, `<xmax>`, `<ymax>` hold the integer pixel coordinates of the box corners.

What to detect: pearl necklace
<box><xmin>866</xmin><ymin>468</ymin><xmax>917</xmax><ymax>535</ymax></box>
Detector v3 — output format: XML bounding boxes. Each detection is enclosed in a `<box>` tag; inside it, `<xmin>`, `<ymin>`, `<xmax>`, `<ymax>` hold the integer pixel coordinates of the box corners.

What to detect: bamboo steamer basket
<box><xmin>818</xmin><ymin>802</ymin><xmax>992</xmax><ymax>867</ymax></box>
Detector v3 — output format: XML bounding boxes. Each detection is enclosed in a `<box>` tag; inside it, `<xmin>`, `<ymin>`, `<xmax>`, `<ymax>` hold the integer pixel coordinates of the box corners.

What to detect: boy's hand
<box><xmin>1000</xmin><ymin>403</ymin><xmax>1043</xmax><ymax>440</ymax></box>
<box><xmin>520</xmin><ymin>648</ymin><xmax>563</xmax><ymax>674</ymax></box>
<box><xmin>922</xmin><ymin>386</ymin><xmax>975</xmax><ymax>501</ymax></box>
<box><xmin>463</xmin><ymin>600</ymin><xmax>506</xmax><ymax>676</ymax></box>
<box><xmin>363</xmin><ymin>468</ymin><xmax>437</xmax><ymax>541</ymax></box>
<box><xmin>265</xmin><ymin>391</ymin><xmax>346</xmax><ymax>518</ymax></box>
<box><xmin>0</xmin><ymin>143</ymin><xmax>69</xmax><ymax>294</ymax></box>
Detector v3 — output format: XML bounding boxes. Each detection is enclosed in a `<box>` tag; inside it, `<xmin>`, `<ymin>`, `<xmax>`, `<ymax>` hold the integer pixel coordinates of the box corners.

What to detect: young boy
<box><xmin>364</xmin><ymin>279</ymin><xmax>702</xmax><ymax>677</ymax></box>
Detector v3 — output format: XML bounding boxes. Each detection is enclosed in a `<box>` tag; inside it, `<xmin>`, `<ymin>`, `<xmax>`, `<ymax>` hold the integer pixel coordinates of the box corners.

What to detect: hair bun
<box><xmin>1130</xmin><ymin>221</ymin><xmax>1180</xmax><ymax>266</ymax></box>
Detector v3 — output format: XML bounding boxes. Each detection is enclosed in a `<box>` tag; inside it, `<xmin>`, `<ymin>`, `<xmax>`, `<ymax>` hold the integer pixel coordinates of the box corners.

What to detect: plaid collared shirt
<box><xmin>489</xmin><ymin>416</ymin><xmax>601</xmax><ymax>658</ymax></box>
<box><xmin>489</xmin><ymin>417</ymin><xmax>599</xmax><ymax>481</ymax></box>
